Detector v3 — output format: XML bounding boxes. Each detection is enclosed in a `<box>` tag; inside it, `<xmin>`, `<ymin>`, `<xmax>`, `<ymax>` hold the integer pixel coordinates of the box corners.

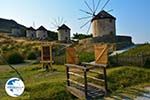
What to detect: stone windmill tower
<box><xmin>57</xmin><ymin>24</ymin><xmax>71</xmax><ymax>41</ymax></box>
<box><xmin>79</xmin><ymin>0</ymin><xmax>116</xmax><ymax>37</ymax></box>
<box><xmin>36</xmin><ymin>26</ymin><xmax>48</xmax><ymax>40</ymax></box>
<box><xmin>26</xmin><ymin>27</ymin><xmax>36</xmax><ymax>39</ymax></box>
<box><xmin>51</xmin><ymin>17</ymin><xmax>71</xmax><ymax>42</ymax></box>
<box><xmin>91</xmin><ymin>10</ymin><xmax>116</xmax><ymax>37</ymax></box>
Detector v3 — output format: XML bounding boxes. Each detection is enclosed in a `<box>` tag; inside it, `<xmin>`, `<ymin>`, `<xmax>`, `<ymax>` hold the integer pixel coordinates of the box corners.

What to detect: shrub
<box><xmin>108</xmin><ymin>67</ymin><xmax>150</xmax><ymax>92</ymax></box>
<box><xmin>78</xmin><ymin>52</ymin><xmax>94</xmax><ymax>63</ymax></box>
<box><xmin>27</xmin><ymin>51</ymin><xmax>37</xmax><ymax>60</ymax></box>
<box><xmin>7</xmin><ymin>52</ymin><xmax>24</xmax><ymax>64</ymax></box>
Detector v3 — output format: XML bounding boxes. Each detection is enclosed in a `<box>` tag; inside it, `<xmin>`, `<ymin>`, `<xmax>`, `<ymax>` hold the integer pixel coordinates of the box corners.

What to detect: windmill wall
<box><xmin>36</xmin><ymin>30</ymin><xmax>48</xmax><ymax>40</ymax></box>
<box><xmin>58</xmin><ymin>29</ymin><xmax>70</xmax><ymax>41</ymax></box>
<box><xmin>26</xmin><ymin>30</ymin><xmax>36</xmax><ymax>39</ymax></box>
<box><xmin>92</xmin><ymin>19</ymin><xmax>116</xmax><ymax>37</ymax></box>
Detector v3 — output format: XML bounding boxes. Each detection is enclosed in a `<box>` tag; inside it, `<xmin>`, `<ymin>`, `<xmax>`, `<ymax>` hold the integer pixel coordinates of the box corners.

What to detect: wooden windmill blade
<box><xmin>94</xmin><ymin>44</ymin><xmax>108</xmax><ymax>65</ymax></box>
<box><xmin>66</xmin><ymin>47</ymin><xmax>79</xmax><ymax>64</ymax></box>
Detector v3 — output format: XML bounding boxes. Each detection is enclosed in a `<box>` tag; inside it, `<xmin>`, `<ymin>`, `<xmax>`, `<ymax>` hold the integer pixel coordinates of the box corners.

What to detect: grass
<box><xmin>107</xmin><ymin>67</ymin><xmax>150</xmax><ymax>91</ymax></box>
<box><xmin>0</xmin><ymin>65</ymin><xmax>75</xmax><ymax>100</ymax></box>
<box><xmin>0</xmin><ymin>64</ymin><xmax>149</xmax><ymax>100</ymax></box>
<box><xmin>119</xmin><ymin>43</ymin><xmax>150</xmax><ymax>56</ymax></box>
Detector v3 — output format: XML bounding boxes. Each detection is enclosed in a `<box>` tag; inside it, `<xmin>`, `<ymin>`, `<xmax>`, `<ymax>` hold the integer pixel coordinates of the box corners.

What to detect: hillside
<box><xmin>119</xmin><ymin>43</ymin><xmax>150</xmax><ymax>56</ymax></box>
<box><xmin>0</xmin><ymin>18</ymin><xmax>26</xmax><ymax>33</ymax></box>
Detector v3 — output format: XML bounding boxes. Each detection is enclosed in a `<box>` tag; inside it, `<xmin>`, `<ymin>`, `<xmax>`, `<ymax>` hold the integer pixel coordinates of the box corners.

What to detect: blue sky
<box><xmin>0</xmin><ymin>0</ymin><xmax>150</xmax><ymax>43</ymax></box>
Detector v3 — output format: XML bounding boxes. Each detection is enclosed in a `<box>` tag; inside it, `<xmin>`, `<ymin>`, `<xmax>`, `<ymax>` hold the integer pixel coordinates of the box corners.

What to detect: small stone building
<box><xmin>36</xmin><ymin>26</ymin><xmax>48</xmax><ymax>40</ymax></box>
<box><xmin>91</xmin><ymin>10</ymin><xmax>116</xmax><ymax>37</ymax></box>
<box><xmin>26</xmin><ymin>27</ymin><xmax>36</xmax><ymax>39</ymax></box>
<box><xmin>57</xmin><ymin>24</ymin><xmax>71</xmax><ymax>41</ymax></box>
<box><xmin>11</xmin><ymin>26</ymin><xmax>22</xmax><ymax>36</ymax></box>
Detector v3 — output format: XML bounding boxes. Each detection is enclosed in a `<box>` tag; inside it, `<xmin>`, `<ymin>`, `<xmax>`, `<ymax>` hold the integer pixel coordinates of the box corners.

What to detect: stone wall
<box><xmin>79</xmin><ymin>34</ymin><xmax>133</xmax><ymax>50</ymax></box>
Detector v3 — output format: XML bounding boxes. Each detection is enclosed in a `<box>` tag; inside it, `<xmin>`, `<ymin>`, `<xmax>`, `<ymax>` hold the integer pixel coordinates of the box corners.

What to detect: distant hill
<box><xmin>0</xmin><ymin>18</ymin><xmax>26</xmax><ymax>33</ymax></box>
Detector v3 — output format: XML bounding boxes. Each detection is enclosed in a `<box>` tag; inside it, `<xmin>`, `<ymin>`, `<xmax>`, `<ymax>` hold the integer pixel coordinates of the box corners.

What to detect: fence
<box><xmin>110</xmin><ymin>54</ymin><xmax>150</xmax><ymax>67</ymax></box>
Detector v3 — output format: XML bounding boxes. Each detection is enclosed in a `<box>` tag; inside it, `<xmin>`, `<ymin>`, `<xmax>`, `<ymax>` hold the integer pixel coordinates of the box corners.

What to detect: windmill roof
<box><xmin>92</xmin><ymin>10</ymin><xmax>116</xmax><ymax>22</ymax></box>
<box><xmin>37</xmin><ymin>26</ymin><xmax>47</xmax><ymax>31</ymax></box>
<box><xmin>57</xmin><ymin>24</ymin><xmax>71</xmax><ymax>30</ymax></box>
<box><xmin>27</xmin><ymin>27</ymin><xmax>36</xmax><ymax>31</ymax></box>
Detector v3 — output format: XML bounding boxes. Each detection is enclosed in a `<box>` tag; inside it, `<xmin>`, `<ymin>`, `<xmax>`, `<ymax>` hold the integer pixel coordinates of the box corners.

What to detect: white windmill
<box><xmin>51</xmin><ymin>17</ymin><xmax>71</xmax><ymax>41</ymax></box>
<box><xmin>79</xmin><ymin>0</ymin><xmax>116</xmax><ymax>37</ymax></box>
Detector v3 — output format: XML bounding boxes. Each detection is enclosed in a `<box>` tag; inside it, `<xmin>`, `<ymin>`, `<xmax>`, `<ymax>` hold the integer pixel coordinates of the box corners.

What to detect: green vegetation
<box><xmin>107</xmin><ymin>67</ymin><xmax>150</xmax><ymax>91</ymax></box>
<box><xmin>73</xmin><ymin>33</ymin><xmax>92</xmax><ymax>40</ymax></box>
<box><xmin>110</xmin><ymin>43</ymin><xmax>150</xmax><ymax>67</ymax></box>
<box><xmin>78</xmin><ymin>52</ymin><xmax>94</xmax><ymax>63</ymax></box>
<box><xmin>119</xmin><ymin>43</ymin><xmax>150</xmax><ymax>56</ymax></box>
<box><xmin>0</xmin><ymin>65</ymin><xmax>149</xmax><ymax>99</ymax></box>
<box><xmin>47</xmin><ymin>30</ymin><xmax>58</xmax><ymax>40</ymax></box>
<box><xmin>0</xmin><ymin>65</ymin><xmax>75</xmax><ymax>100</ymax></box>
<box><xmin>27</xmin><ymin>51</ymin><xmax>37</xmax><ymax>60</ymax></box>
<box><xmin>6</xmin><ymin>52</ymin><xmax>24</xmax><ymax>64</ymax></box>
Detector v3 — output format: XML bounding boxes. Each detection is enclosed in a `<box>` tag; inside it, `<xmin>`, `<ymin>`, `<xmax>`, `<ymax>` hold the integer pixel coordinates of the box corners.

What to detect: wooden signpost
<box><xmin>41</xmin><ymin>43</ymin><xmax>53</xmax><ymax>71</ymax></box>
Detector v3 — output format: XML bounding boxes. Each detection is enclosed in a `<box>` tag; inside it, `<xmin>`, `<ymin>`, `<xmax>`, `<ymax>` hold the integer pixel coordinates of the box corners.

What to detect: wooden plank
<box><xmin>67</xmin><ymin>86</ymin><xmax>85</xmax><ymax>100</ymax></box>
<box><xmin>87</xmin><ymin>75</ymin><xmax>105</xmax><ymax>82</ymax></box>
<box><xmin>82</xmin><ymin>62</ymin><xmax>107</xmax><ymax>68</ymax></box>
<box><xmin>40</xmin><ymin>61</ymin><xmax>53</xmax><ymax>63</ymax></box>
<box><xmin>95</xmin><ymin>46</ymin><xmax>107</xmax><ymax>62</ymax></box>
<box><xmin>88</xmin><ymin>83</ymin><xmax>105</xmax><ymax>91</ymax></box>
<box><xmin>94</xmin><ymin>44</ymin><xmax>108</xmax><ymax>65</ymax></box>
<box><xmin>68</xmin><ymin>79</ymin><xmax>84</xmax><ymax>87</ymax></box>
<box><xmin>65</xmin><ymin>64</ymin><xmax>86</xmax><ymax>70</ymax></box>
<box><xmin>66</xmin><ymin>47</ymin><xmax>79</xmax><ymax>64</ymax></box>
<box><xmin>68</xmin><ymin>72</ymin><xmax>84</xmax><ymax>78</ymax></box>
<box><xmin>89</xmin><ymin>70</ymin><xmax>103</xmax><ymax>75</ymax></box>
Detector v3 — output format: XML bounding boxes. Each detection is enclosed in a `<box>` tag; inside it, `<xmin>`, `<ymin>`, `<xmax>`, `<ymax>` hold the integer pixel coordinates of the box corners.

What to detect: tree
<box><xmin>73</xmin><ymin>33</ymin><xmax>92</xmax><ymax>40</ymax></box>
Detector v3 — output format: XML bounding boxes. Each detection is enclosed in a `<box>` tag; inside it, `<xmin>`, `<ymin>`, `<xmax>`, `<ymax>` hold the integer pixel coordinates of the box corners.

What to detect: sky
<box><xmin>0</xmin><ymin>0</ymin><xmax>150</xmax><ymax>43</ymax></box>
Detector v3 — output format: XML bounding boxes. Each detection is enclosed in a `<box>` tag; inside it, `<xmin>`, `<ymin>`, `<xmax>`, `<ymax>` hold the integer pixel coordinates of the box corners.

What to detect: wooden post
<box><xmin>66</xmin><ymin>66</ymin><xmax>70</xmax><ymax>86</ymax></box>
<box><xmin>50</xmin><ymin>45</ymin><xmax>53</xmax><ymax>69</ymax></box>
<box><xmin>84</xmin><ymin>67</ymin><xmax>88</xmax><ymax>99</ymax></box>
<box><xmin>103</xmin><ymin>67</ymin><xmax>108</xmax><ymax>95</ymax></box>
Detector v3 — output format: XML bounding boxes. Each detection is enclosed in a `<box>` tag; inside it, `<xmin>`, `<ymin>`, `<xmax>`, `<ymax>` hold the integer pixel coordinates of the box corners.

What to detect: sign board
<box><xmin>94</xmin><ymin>44</ymin><xmax>108</xmax><ymax>65</ymax></box>
<box><xmin>66</xmin><ymin>47</ymin><xmax>79</xmax><ymax>64</ymax></box>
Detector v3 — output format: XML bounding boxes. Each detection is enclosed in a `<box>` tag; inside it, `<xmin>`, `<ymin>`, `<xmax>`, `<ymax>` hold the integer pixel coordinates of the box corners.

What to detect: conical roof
<box><xmin>37</xmin><ymin>26</ymin><xmax>47</xmax><ymax>31</ymax></box>
<box><xmin>27</xmin><ymin>27</ymin><xmax>35</xmax><ymax>31</ymax></box>
<box><xmin>92</xmin><ymin>10</ymin><xmax>116</xmax><ymax>22</ymax></box>
<box><xmin>57</xmin><ymin>24</ymin><xmax>71</xmax><ymax>30</ymax></box>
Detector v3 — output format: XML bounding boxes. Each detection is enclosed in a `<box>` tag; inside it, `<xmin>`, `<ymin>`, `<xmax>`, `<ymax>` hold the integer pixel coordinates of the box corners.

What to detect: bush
<box><xmin>78</xmin><ymin>52</ymin><xmax>94</xmax><ymax>63</ymax></box>
<box><xmin>27</xmin><ymin>52</ymin><xmax>37</xmax><ymax>60</ymax></box>
<box><xmin>108</xmin><ymin>67</ymin><xmax>150</xmax><ymax>92</ymax></box>
<box><xmin>7</xmin><ymin>52</ymin><xmax>24</xmax><ymax>64</ymax></box>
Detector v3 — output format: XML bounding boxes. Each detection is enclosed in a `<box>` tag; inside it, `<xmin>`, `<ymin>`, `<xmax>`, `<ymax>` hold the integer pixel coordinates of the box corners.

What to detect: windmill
<box><xmin>79</xmin><ymin>0</ymin><xmax>116</xmax><ymax>37</ymax></box>
<box><xmin>51</xmin><ymin>17</ymin><xmax>66</xmax><ymax>30</ymax></box>
<box><xmin>51</xmin><ymin>17</ymin><xmax>71</xmax><ymax>42</ymax></box>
